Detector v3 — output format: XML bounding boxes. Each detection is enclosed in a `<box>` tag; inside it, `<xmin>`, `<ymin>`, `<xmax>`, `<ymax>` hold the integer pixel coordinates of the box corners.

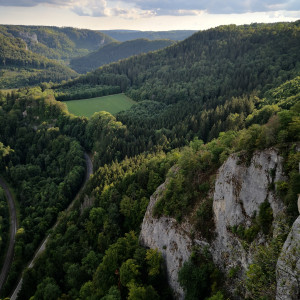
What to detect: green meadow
<box><xmin>64</xmin><ymin>94</ymin><xmax>136</xmax><ymax>117</ymax></box>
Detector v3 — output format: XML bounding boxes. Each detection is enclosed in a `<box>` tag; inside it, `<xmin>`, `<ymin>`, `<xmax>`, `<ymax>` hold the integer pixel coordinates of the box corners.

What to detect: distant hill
<box><xmin>99</xmin><ymin>30</ymin><xmax>197</xmax><ymax>42</ymax></box>
<box><xmin>0</xmin><ymin>25</ymin><xmax>116</xmax><ymax>60</ymax></box>
<box><xmin>70</xmin><ymin>38</ymin><xmax>175</xmax><ymax>73</ymax></box>
<box><xmin>0</xmin><ymin>32</ymin><xmax>77</xmax><ymax>88</ymax></box>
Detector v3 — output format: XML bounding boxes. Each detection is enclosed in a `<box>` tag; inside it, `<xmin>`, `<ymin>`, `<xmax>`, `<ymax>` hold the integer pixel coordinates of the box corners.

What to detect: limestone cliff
<box><xmin>139</xmin><ymin>149</ymin><xmax>295</xmax><ymax>299</ymax></box>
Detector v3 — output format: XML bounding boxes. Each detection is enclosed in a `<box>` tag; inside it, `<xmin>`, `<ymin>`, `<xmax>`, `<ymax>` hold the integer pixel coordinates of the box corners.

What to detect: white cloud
<box><xmin>0</xmin><ymin>0</ymin><xmax>299</xmax><ymax>17</ymax></box>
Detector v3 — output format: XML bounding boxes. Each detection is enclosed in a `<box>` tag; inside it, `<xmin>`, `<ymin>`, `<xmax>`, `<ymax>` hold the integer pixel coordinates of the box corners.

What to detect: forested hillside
<box><xmin>70</xmin><ymin>39</ymin><xmax>175</xmax><ymax>73</ymax></box>
<box><xmin>58</xmin><ymin>22</ymin><xmax>300</xmax><ymax>169</ymax></box>
<box><xmin>100</xmin><ymin>30</ymin><xmax>197</xmax><ymax>42</ymax></box>
<box><xmin>10</xmin><ymin>76</ymin><xmax>300</xmax><ymax>299</ymax></box>
<box><xmin>0</xmin><ymin>21</ymin><xmax>299</xmax><ymax>300</ymax></box>
<box><xmin>0</xmin><ymin>88</ymin><xmax>86</xmax><ymax>295</ymax></box>
<box><xmin>0</xmin><ymin>25</ymin><xmax>115</xmax><ymax>60</ymax></box>
<box><xmin>0</xmin><ymin>33</ymin><xmax>78</xmax><ymax>88</ymax></box>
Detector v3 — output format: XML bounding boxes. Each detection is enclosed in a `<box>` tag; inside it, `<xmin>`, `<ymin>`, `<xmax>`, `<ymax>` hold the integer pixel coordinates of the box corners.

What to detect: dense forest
<box><xmin>0</xmin><ymin>88</ymin><xmax>86</xmax><ymax>295</ymax></box>
<box><xmin>5</xmin><ymin>76</ymin><xmax>298</xmax><ymax>300</ymax></box>
<box><xmin>0</xmin><ymin>21</ymin><xmax>299</xmax><ymax>300</ymax></box>
<box><xmin>0</xmin><ymin>26</ymin><xmax>115</xmax><ymax>60</ymax></box>
<box><xmin>0</xmin><ymin>33</ymin><xmax>78</xmax><ymax>88</ymax></box>
<box><xmin>70</xmin><ymin>39</ymin><xmax>175</xmax><ymax>74</ymax></box>
<box><xmin>57</xmin><ymin>22</ymin><xmax>300</xmax><ymax>169</ymax></box>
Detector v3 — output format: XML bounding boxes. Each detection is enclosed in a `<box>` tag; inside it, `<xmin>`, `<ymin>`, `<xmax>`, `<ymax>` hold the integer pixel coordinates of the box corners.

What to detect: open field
<box><xmin>64</xmin><ymin>93</ymin><xmax>136</xmax><ymax>117</ymax></box>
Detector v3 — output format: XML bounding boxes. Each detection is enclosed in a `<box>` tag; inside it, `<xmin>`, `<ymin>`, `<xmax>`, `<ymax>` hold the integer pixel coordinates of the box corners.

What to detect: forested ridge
<box><xmin>56</xmin><ymin>22</ymin><xmax>300</xmax><ymax>169</ymax></box>
<box><xmin>0</xmin><ymin>33</ymin><xmax>78</xmax><ymax>89</ymax></box>
<box><xmin>70</xmin><ymin>39</ymin><xmax>175</xmax><ymax>74</ymax></box>
<box><xmin>0</xmin><ymin>25</ymin><xmax>115</xmax><ymax>60</ymax></box>
<box><xmin>3</xmin><ymin>75</ymin><xmax>298</xmax><ymax>300</ymax></box>
<box><xmin>0</xmin><ymin>21</ymin><xmax>299</xmax><ymax>299</ymax></box>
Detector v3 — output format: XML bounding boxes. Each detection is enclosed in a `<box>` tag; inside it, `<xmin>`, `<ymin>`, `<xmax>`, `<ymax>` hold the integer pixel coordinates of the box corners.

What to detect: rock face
<box><xmin>212</xmin><ymin>149</ymin><xmax>286</xmax><ymax>272</ymax></box>
<box><xmin>276</xmin><ymin>216</ymin><xmax>300</xmax><ymax>300</ymax></box>
<box><xmin>139</xmin><ymin>149</ymin><xmax>291</xmax><ymax>299</ymax></box>
<box><xmin>139</xmin><ymin>183</ymin><xmax>193</xmax><ymax>299</ymax></box>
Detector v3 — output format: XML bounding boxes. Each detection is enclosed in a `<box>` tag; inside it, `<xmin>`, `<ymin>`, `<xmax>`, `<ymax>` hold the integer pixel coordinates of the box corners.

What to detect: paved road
<box><xmin>10</xmin><ymin>153</ymin><xmax>93</xmax><ymax>300</ymax></box>
<box><xmin>0</xmin><ymin>178</ymin><xmax>17</xmax><ymax>292</ymax></box>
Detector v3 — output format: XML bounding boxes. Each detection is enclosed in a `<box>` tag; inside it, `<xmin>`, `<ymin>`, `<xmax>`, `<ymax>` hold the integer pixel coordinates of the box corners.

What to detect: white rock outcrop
<box><xmin>139</xmin><ymin>183</ymin><xmax>193</xmax><ymax>299</ymax></box>
<box><xmin>140</xmin><ymin>149</ymin><xmax>289</xmax><ymax>299</ymax></box>
<box><xmin>212</xmin><ymin>149</ymin><xmax>286</xmax><ymax>271</ymax></box>
<box><xmin>276</xmin><ymin>216</ymin><xmax>300</xmax><ymax>300</ymax></box>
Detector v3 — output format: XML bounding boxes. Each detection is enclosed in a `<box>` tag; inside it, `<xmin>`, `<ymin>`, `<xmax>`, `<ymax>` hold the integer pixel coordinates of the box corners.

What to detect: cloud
<box><xmin>0</xmin><ymin>0</ymin><xmax>67</xmax><ymax>6</ymax></box>
<box><xmin>120</xmin><ymin>0</ymin><xmax>300</xmax><ymax>14</ymax></box>
<box><xmin>0</xmin><ymin>0</ymin><xmax>299</xmax><ymax>17</ymax></box>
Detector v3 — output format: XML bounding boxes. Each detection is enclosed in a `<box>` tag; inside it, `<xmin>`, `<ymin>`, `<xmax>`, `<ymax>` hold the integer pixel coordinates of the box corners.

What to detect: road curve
<box><xmin>10</xmin><ymin>152</ymin><xmax>93</xmax><ymax>300</ymax></box>
<box><xmin>0</xmin><ymin>177</ymin><xmax>17</xmax><ymax>292</ymax></box>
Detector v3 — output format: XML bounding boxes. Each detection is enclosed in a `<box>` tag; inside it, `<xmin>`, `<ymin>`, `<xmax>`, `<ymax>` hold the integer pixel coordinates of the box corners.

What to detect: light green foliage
<box><xmin>245</xmin><ymin>235</ymin><xmax>286</xmax><ymax>300</ymax></box>
<box><xmin>127</xmin><ymin>283</ymin><xmax>159</xmax><ymax>300</ymax></box>
<box><xmin>146</xmin><ymin>249</ymin><xmax>162</xmax><ymax>277</ymax></box>
<box><xmin>120</xmin><ymin>259</ymin><xmax>140</xmax><ymax>286</ymax></box>
<box><xmin>64</xmin><ymin>94</ymin><xmax>136</xmax><ymax>117</ymax></box>
<box><xmin>206</xmin><ymin>291</ymin><xmax>225</xmax><ymax>300</ymax></box>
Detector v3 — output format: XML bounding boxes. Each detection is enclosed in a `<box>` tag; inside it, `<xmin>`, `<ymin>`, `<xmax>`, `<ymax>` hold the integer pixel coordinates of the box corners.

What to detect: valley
<box><xmin>0</xmin><ymin>19</ymin><xmax>299</xmax><ymax>300</ymax></box>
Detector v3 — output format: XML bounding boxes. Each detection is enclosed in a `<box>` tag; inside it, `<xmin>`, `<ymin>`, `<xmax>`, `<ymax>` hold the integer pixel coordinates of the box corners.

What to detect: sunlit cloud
<box><xmin>0</xmin><ymin>0</ymin><xmax>299</xmax><ymax>18</ymax></box>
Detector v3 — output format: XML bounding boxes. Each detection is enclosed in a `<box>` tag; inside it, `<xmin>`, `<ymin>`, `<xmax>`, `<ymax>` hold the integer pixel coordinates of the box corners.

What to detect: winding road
<box><xmin>10</xmin><ymin>152</ymin><xmax>93</xmax><ymax>300</ymax></box>
<box><xmin>0</xmin><ymin>178</ymin><xmax>17</xmax><ymax>292</ymax></box>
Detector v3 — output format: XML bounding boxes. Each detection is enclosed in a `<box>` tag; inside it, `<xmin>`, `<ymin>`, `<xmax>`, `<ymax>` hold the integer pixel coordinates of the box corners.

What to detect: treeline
<box><xmin>54</xmin><ymin>84</ymin><xmax>121</xmax><ymax>101</ymax></box>
<box><xmin>70</xmin><ymin>39</ymin><xmax>175</xmax><ymax>74</ymax></box>
<box><xmin>100</xmin><ymin>30</ymin><xmax>196</xmax><ymax>42</ymax></box>
<box><xmin>0</xmin><ymin>89</ymin><xmax>86</xmax><ymax>296</ymax></box>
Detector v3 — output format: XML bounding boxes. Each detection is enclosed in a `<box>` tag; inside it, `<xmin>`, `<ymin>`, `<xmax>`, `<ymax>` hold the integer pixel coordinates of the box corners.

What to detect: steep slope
<box><xmin>0</xmin><ymin>33</ymin><xmax>78</xmax><ymax>88</ymax></box>
<box><xmin>67</xmin><ymin>21</ymin><xmax>300</xmax><ymax>105</ymax></box>
<box><xmin>99</xmin><ymin>30</ymin><xmax>197</xmax><ymax>42</ymax></box>
<box><xmin>13</xmin><ymin>75</ymin><xmax>300</xmax><ymax>299</ymax></box>
<box><xmin>0</xmin><ymin>25</ymin><xmax>115</xmax><ymax>60</ymax></box>
<box><xmin>70</xmin><ymin>38</ymin><xmax>175</xmax><ymax>73</ymax></box>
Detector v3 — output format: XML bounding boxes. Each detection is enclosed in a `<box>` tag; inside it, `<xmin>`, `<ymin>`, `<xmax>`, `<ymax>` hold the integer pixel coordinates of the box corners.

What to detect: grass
<box><xmin>64</xmin><ymin>93</ymin><xmax>136</xmax><ymax>117</ymax></box>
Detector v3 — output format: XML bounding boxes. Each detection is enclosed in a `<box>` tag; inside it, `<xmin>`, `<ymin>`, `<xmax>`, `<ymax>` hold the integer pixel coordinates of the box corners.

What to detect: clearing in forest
<box><xmin>64</xmin><ymin>93</ymin><xmax>136</xmax><ymax>117</ymax></box>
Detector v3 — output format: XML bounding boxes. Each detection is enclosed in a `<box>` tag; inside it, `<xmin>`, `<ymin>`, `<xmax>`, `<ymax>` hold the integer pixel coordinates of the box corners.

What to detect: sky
<box><xmin>0</xmin><ymin>0</ymin><xmax>299</xmax><ymax>31</ymax></box>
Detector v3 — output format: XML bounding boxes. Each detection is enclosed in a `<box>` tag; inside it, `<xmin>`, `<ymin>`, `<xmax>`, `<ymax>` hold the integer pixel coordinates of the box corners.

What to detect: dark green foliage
<box><xmin>245</xmin><ymin>233</ymin><xmax>287</xmax><ymax>300</ymax></box>
<box><xmin>54</xmin><ymin>84</ymin><xmax>121</xmax><ymax>101</ymax></box>
<box><xmin>257</xmin><ymin>201</ymin><xmax>274</xmax><ymax>235</ymax></box>
<box><xmin>2</xmin><ymin>22</ymin><xmax>300</xmax><ymax>300</ymax></box>
<box><xmin>0</xmin><ymin>89</ymin><xmax>85</xmax><ymax>296</ymax></box>
<box><xmin>195</xmin><ymin>198</ymin><xmax>215</xmax><ymax>241</ymax></box>
<box><xmin>178</xmin><ymin>247</ymin><xmax>222</xmax><ymax>300</ymax></box>
<box><xmin>18</xmin><ymin>152</ymin><xmax>176</xmax><ymax>299</ymax></box>
<box><xmin>70</xmin><ymin>39</ymin><xmax>175</xmax><ymax>74</ymax></box>
<box><xmin>0</xmin><ymin>33</ymin><xmax>78</xmax><ymax>89</ymax></box>
<box><xmin>0</xmin><ymin>25</ymin><xmax>115</xmax><ymax>60</ymax></box>
<box><xmin>65</xmin><ymin>22</ymin><xmax>300</xmax><ymax>106</ymax></box>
